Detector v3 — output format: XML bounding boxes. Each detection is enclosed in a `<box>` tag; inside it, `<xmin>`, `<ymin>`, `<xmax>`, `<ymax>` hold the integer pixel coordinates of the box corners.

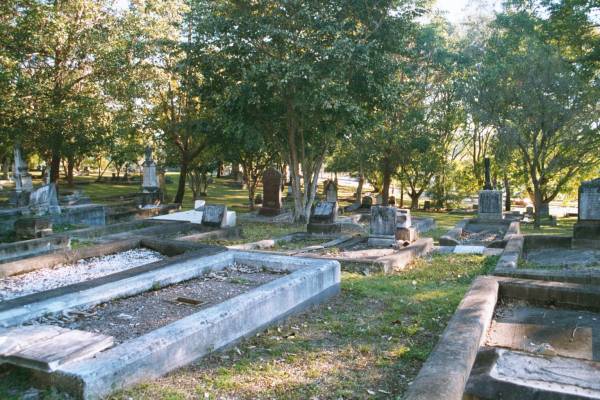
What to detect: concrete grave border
<box><xmin>405</xmin><ymin>276</ymin><xmax>600</xmax><ymax>400</ymax></box>
<box><xmin>494</xmin><ymin>233</ymin><xmax>600</xmax><ymax>284</ymax></box>
<box><xmin>439</xmin><ymin>218</ymin><xmax>520</xmax><ymax>247</ymax></box>
<box><xmin>1</xmin><ymin>251</ymin><xmax>340</xmax><ymax>399</ymax></box>
<box><xmin>0</xmin><ymin>237</ymin><xmax>211</xmax><ymax>278</ymax></box>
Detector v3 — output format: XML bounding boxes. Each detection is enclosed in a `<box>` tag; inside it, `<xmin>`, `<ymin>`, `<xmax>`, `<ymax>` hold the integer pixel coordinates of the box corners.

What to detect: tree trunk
<box><xmin>67</xmin><ymin>157</ymin><xmax>75</xmax><ymax>186</ymax></box>
<box><xmin>2</xmin><ymin>156</ymin><xmax>9</xmax><ymax>180</ymax></box>
<box><xmin>504</xmin><ymin>175</ymin><xmax>511</xmax><ymax>212</ymax></box>
<box><xmin>533</xmin><ymin>185</ymin><xmax>543</xmax><ymax>229</ymax></box>
<box><xmin>410</xmin><ymin>192</ymin><xmax>420</xmax><ymax>210</ymax></box>
<box><xmin>247</xmin><ymin>180</ymin><xmax>256</xmax><ymax>210</ymax></box>
<box><xmin>355</xmin><ymin>172</ymin><xmax>364</xmax><ymax>204</ymax></box>
<box><xmin>381</xmin><ymin>163</ymin><xmax>392</xmax><ymax>206</ymax></box>
<box><xmin>217</xmin><ymin>161</ymin><xmax>223</xmax><ymax>178</ymax></box>
<box><xmin>174</xmin><ymin>158</ymin><xmax>189</xmax><ymax>204</ymax></box>
<box><xmin>50</xmin><ymin>151</ymin><xmax>61</xmax><ymax>184</ymax></box>
<box><xmin>400</xmin><ymin>181</ymin><xmax>404</xmax><ymax>208</ymax></box>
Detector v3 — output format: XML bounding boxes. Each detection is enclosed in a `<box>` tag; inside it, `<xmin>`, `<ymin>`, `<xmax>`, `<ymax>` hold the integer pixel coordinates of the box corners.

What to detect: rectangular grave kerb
<box><xmin>0</xmin><ymin>251</ymin><xmax>340</xmax><ymax>400</ymax></box>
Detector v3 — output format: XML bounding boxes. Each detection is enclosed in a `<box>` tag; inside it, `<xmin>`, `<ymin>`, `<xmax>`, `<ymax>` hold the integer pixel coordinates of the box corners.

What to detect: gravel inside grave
<box><xmin>0</xmin><ymin>248</ymin><xmax>165</xmax><ymax>302</ymax></box>
<box><xmin>31</xmin><ymin>264</ymin><xmax>286</xmax><ymax>343</ymax></box>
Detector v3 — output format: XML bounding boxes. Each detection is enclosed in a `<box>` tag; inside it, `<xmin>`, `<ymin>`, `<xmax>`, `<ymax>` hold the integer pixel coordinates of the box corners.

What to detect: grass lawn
<box><xmin>0</xmin><ymin>252</ymin><xmax>494</xmax><ymax>400</ymax></box>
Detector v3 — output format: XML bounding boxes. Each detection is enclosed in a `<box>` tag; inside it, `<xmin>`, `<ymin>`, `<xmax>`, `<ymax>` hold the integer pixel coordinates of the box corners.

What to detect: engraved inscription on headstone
<box><xmin>579</xmin><ymin>178</ymin><xmax>600</xmax><ymax>221</ymax></box>
<box><xmin>370</xmin><ymin>206</ymin><xmax>397</xmax><ymax>237</ymax></box>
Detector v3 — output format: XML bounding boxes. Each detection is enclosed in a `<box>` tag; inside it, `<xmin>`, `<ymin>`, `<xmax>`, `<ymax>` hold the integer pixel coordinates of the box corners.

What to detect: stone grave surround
<box><xmin>259</xmin><ymin>167</ymin><xmax>282</xmax><ymax>216</ymax></box>
<box><xmin>573</xmin><ymin>177</ymin><xmax>600</xmax><ymax>243</ymax></box>
<box><xmin>368</xmin><ymin>205</ymin><xmax>398</xmax><ymax>247</ymax></box>
<box><xmin>308</xmin><ymin>201</ymin><xmax>340</xmax><ymax>233</ymax></box>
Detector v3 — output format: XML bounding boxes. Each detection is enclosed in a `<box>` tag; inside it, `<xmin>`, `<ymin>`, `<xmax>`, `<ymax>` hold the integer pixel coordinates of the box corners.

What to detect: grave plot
<box><xmin>439</xmin><ymin>217</ymin><xmax>520</xmax><ymax>251</ymax></box>
<box><xmin>30</xmin><ymin>263</ymin><xmax>287</xmax><ymax>344</ymax></box>
<box><xmin>0</xmin><ymin>247</ymin><xmax>164</xmax><ymax>302</ymax></box>
<box><xmin>495</xmin><ymin>178</ymin><xmax>600</xmax><ymax>284</ymax></box>
<box><xmin>228</xmin><ymin>232</ymin><xmax>357</xmax><ymax>255</ymax></box>
<box><xmin>405</xmin><ymin>276</ymin><xmax>600</xmax><ymax>400</ymax></box>
<box><xmin>0</xmin><ymin>251</ymin><xmax>340</xmax><ymax>400</ymax></box>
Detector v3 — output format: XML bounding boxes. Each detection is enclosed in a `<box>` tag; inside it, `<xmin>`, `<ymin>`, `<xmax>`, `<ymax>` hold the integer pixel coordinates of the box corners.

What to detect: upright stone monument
<box><xmin>324</xmin><ymin>181</ymin><xmax>338</xmax><ymax>202</ymax></box>
<box><xmin>368</xmin><ymin>205</ymin><xmax>398</xmax><ymax>247</ymax></box>
<box><xmin>573</xmin><ymin>177</ymin><xmax>600</xmax><ymax>245</ymax></box>
<box><xmin>28</xmin><ymin>183</ymin><xmax>61</xmax><ymax>215</ymax></box>
<box><xmin>9</xmin><ymin>144</ymin><xmax>33</xmax><ymax>206</ymax></box>
<box><xmin>142</xmin><ymin>146</ymin><xmax>159</xmax><ymax>193</ymax></box>
<box><xmin>259</xmin><ymin>167</ymin><xmax>282</xmax><ymax>216</ymax></box>
<box><xmin>308</xmin><ymin>201</ymin><xmax>340</xmax><ymax>233</ymax></box>
<box><xmin>478</xmin><ymin>158</ymin><xmax>503</xmax><ymax>221</ymax></box>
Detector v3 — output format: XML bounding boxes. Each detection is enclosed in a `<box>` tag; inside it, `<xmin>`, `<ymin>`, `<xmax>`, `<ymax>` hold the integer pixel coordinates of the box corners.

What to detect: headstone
<box><xmin>361</xmin><ymin>196</ymin><xmax>373</xmax><ymax>209</ymax></box>
<box><xmin>573</xmin><ymin>178</ymin><xmax>600</xmax><ymax>242</ymax></box>
<box><xmin>202</xmin><ymin>204</ymin><xmax>227</xmax><ymax>227</ymax></box>
<box><xmin>308</xmin><ymin>201</ymin><xmax>340</xmax><ymax>233</ymax></box>
<box><xmin>259</xmin><ymin>167</ymin><xmax>282</xmax><ymax>216</ymax></box>
<box><xmin>368</xmin><ymin>206</ymin><xmax>398</xmax><ymax>247</ymax></box>
<box><xmin>478</xmin><ymin>158</ymin><xmax>502</xmax><ymax>220</ymax></box>
<box><xmin>13</xmin><ymin>145</ymin><xmax>33</xmax><ymax>193</ymax></box>
<box><xmin>194</xmin><ymin>199</ymin><xmax>206</xmax><ymax>210</ymax></box>
<box><xmin>15</xmin><ymin>216</ymin><xmax>53</xmax><ymax>240</ymax></box>
<box><xmin>423</xmin><ymin>200</ymin><xmax>431</xmax><ymax>210</ymax></box>
<box><xmin>324</xmin><ymin>181</ymin><xmax>338</xmax><ymax>202</ymax></box>
<box><xmin>142</xmin><ymin>146</ymin><xmax>159</xmax><ymax>193</ymax></box>
<box><xmin>375</xmin><ymin>193</ymin><xmax>383</xmax><ymax>205</ymax></box>
<box><xmin>29</xmin><ymin>183</ymin><xmax>61</xmax><ymax>215</ymax></box>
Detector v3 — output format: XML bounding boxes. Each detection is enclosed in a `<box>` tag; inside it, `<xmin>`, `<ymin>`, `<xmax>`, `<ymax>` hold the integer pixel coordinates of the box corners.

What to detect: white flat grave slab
<box><xmin>153</xmin><ymin>210</ymin><xmax>204</xmax><ymax>224</ymax></box>
<box><xmin>454</xmin><ymin>245</ymin><xmax>486</xmax><ymax>255</ymax></box>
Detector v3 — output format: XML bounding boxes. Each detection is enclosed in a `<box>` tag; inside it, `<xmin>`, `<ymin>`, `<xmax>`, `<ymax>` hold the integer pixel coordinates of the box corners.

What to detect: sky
<box><xmin>434</xmin><ymin>0</ymin><xmax>502</xmax><ymax>23</ymax></box>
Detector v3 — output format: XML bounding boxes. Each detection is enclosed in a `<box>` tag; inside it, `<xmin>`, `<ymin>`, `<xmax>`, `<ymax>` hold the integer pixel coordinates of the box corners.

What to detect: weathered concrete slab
<box><xmin>466</xmin><ymin>348</ymin><xmax>600</xmax><ymax>400</ymax></box>
<box><xmin>3</xmin><ymin>327</ymin><xmax>113</xmax><ymax>372</ymax></box>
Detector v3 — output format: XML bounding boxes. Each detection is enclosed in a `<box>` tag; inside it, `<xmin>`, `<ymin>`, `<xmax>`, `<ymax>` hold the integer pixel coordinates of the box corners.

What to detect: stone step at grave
<box><xmin>0</xmin><ymin>325</ymin><xmax>113</xmax><ymax>372</ymax></box>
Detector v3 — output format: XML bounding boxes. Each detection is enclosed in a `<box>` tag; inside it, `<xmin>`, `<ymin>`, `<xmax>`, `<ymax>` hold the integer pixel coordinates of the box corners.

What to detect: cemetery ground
<box><xmin>0</xmin><ymin>176</ymin><xmax>579</xmax><ymax>399</ymax></box>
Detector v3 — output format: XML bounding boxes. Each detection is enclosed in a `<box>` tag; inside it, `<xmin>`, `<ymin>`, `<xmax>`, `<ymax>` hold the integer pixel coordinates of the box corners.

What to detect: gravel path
<box><xmin>32</xmin><ymin>264</ymin><xmax>285</xmax><ymax>343</ymax></box>
<box><xmin>0</xmin><ymin>248</ymin><xmax>165</xmax><ymax>302</ymax></box>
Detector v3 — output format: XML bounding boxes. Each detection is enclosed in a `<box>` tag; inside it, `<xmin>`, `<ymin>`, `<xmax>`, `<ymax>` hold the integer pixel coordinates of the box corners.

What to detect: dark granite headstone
<box><xmin>361</xmin><ymin>196</ymin><xmax>373</xmax><ymax>209</ymax></box>
<box><xmin>259</xmin><ymin>167</ymin><xmax>282</xmax><ymax>216</ymax></box>
<box><xmin>202</xmin><ymin>204</ymin><xmax>227</xmax><ymax>227</ymax></box>
<box><xmin>478</xmin><ymin>190</ymin><xmax>503</xmax><ymax>220</ymax></box>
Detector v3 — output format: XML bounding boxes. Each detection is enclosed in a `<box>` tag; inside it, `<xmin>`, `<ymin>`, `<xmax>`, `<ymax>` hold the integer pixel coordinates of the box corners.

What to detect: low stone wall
<box><xmin>0</xmin><ymin>235</ymin><xmax>70</xmax><ymax>264</ymax></box>
<box><xmin>404</xmin><ymin>276</ymin><xmax>499</xmax><ymax>400</ymax></box>
<box><xmin>52</xmin><ymin>204</ymin><xmax>106</xmax><ymax>226</ymax></box>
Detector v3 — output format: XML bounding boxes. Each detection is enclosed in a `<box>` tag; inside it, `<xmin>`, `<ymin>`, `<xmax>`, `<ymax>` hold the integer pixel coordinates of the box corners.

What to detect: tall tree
<box><xmin>471</xmin><ymin>1</ymin><xmax>600</xmax><ymax>227</ymax></box>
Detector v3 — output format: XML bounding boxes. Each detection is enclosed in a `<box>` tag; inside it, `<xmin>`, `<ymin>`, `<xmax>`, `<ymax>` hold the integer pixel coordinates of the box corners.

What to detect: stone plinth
<box><xmin>368</xmin><ymin>206</ymin><xmax>398</xmax><ymax>247</ymax></box>
<box><xmin>574</xmin><ymin>178</ymin><xmax>600</xmax><ymax>241</ymax></box>
<box><xmin>259</xmin><ymin>168</ymin><xmax>282</xmax><ymax>216</ymax></box>
<box><xmin>361</xmin><ymin>196</ymin><xmax>373</xmax><ymax>209</ymax></box>
<box><xmin>308</xmin><ymin>201</ymin><xmax>340</xmax><ymax>233</ymax></box>
<box><xmin>478</xmin><ymin>190</ymin><xmax>502</xmax><ymax>221</ymax></box>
